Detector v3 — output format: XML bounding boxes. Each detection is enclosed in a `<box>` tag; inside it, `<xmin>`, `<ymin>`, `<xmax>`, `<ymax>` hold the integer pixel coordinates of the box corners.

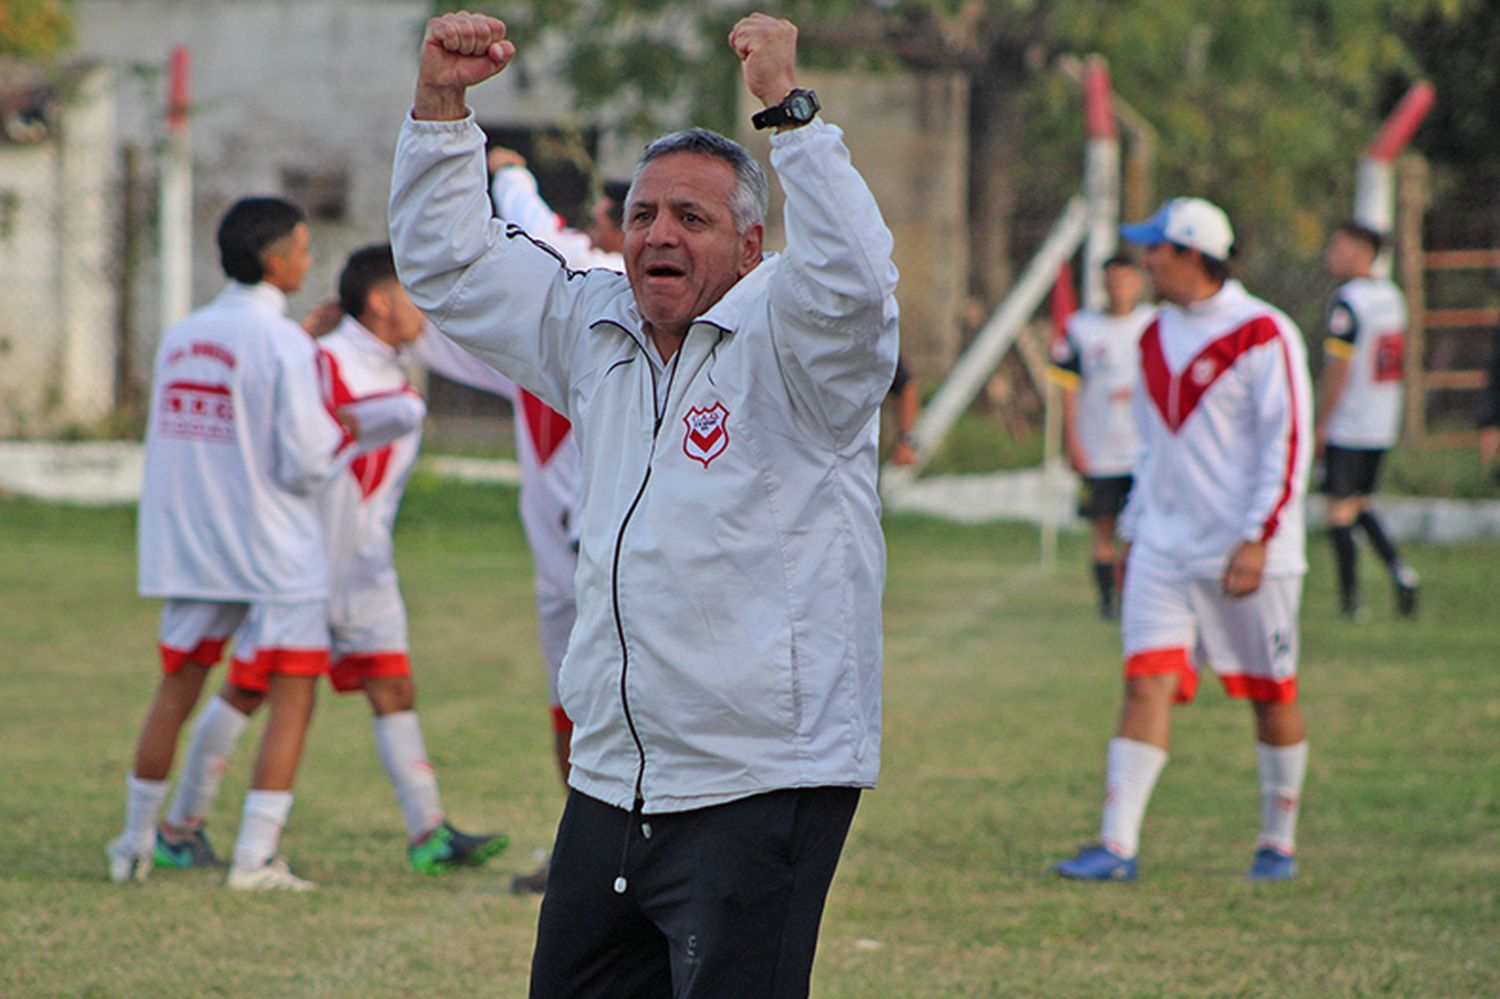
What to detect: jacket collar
<box><xmin>333</xmin><ymin>314</ymin><xmax>401</xmax><ymax>361</ymax></box>
<box><xmin>218</xmin><ymin>280</ymin><xmax>289</xmax><ymax>316</ymax></box>
<box><xmin>1178</xmin><ymin>278</ymin><xmax>1248</xmax><ymax>317</ymax></box>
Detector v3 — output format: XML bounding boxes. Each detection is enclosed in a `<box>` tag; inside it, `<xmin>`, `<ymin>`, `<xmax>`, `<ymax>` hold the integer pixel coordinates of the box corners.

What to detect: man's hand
<box><xmin>728</xmin><ymin>13</ymin><xmax>798</xmax><ymax>108</ymax></box>
<box><xmin>301</xmin><ymin>299</ymin><xmax>342</xmax><ymax>338</ymax></box>
<box><xmin>1066</xmin><ymin>441</ymin><xmax>1090</xmax><ymax>477</ymax></box>
<box><xmin>487</xmin><ymin>145</ymin><xmax>526</xmax><ymax>173</ymax></box>
<box><xmin>414</xmin><ymin>13</ymin><xmax>515</xmax><ymax>121</ymax></box>
<box><xmin>1222</xmin><ymin>540</ymin><xmax>1267</xmax><ymax>597</ymax></box>
<box><xmin>1480</xmin><ymin>426</ymin><xmax>1499</xmax><ymax>471</ymax></box>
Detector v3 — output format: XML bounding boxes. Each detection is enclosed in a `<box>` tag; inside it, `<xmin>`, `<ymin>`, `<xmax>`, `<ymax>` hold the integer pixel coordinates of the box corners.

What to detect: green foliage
<box><xmin>0</xmin><ymin>0</ymin><xmax>75</xmax><ymax>58</ymax></box>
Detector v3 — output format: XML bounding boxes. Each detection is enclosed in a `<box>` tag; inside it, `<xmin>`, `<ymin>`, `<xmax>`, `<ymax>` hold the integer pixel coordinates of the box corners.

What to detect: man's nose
<box><xmin>645</xmin><ymin>213</ymin><xmax>680</xmax><ymax>246</ymax></box>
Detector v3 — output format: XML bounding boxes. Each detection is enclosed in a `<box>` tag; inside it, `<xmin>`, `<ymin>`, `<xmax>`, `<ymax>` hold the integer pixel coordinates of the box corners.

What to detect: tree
<box><xmin>0</xmin><ymin>0</ymin><xmax>75</xmax><ymax>59</ymax></box>
<box><xmin>437</xmin><ymin>0</ymin><xmax>1468</xmax><ymax>338</ymax></box>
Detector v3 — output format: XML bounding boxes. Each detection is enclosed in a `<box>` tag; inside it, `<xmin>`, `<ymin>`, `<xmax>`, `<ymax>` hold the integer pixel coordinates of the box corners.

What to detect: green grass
<box><xmin>1</xmin><ymin>480</ymin><xmax>1497</xmax><ymax>997</ymax></box>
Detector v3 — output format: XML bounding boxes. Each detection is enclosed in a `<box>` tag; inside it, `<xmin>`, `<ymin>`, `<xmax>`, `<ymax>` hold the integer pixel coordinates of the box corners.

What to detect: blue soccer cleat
<box><xmin>1055</xmin><ymin>843</ymin><xmax>1138</xmax><ymax>881</ymax></box>
<box><xmin>1246</xmin><ymin>846</ymin><xmax>1296</xmax><ymax>882</ymax></box>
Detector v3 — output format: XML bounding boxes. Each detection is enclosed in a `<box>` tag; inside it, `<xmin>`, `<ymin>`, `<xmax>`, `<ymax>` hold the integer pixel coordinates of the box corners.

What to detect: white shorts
<box><xmin>327</xmin><ymin>580</ymin><xmax>411</xmax><ymax>693</ymax></box>
<box><xmin>158</xmin><ymin>599</ymin><xmax>251</xmax><ymax>673</ymax></box>
<box><xmin>1121</xmin><ymin>555</ymin><xmax>1303</xmax><ymax>703</ymax></box>
<box><xmin>225</xmin><ymin>601</ymin><xmax>331</xmax><ymax>693</ymax></box>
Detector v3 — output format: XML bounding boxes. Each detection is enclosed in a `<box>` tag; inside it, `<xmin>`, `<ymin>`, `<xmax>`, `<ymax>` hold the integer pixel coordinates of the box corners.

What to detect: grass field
<box><xmin>1</xmin><ymin>474</ymin><xmax>1497</xmax><ymax>997</ymax></box>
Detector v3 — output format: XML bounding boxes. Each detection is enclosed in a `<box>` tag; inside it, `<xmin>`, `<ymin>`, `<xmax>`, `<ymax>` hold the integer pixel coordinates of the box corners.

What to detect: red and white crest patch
<box><xmin>682</xmin><ymin>402</ymin><xmax>730</xmax><ymax>468</ymax></box>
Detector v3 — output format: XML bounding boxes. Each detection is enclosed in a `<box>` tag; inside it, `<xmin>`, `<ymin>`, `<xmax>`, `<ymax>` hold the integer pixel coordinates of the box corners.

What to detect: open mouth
<box><xmin>645</xmin><ymin>263</ymin><xmax>686</xmax><ymax>278</ymax></box>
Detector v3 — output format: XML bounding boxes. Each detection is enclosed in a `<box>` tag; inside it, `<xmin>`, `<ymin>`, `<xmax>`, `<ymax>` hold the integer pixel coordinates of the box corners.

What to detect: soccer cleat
<box><xmin>106</xmin><ymin>836</ymin><xmax>153</xmax><ymax>884</ymax></box>
<box><xmin>510</xmin><ymin>861</ymin><xmax>549</xmax><ymax>895</ymax></box>
<box><xmin>225</xmin><ymin>855</ymin><xmax>316</xmax><ymax>892</ymax></box>
<box><xmin>1246</xmin><ymin>846</ymin><xmax>1296</xmax><ymax>882</ymax></box>
<box><xmin>1394</xmin><ymin>568</ymin><xmax>1420</xmax><ymax>619</ymax></box>
<box><xmin>408</xmin><ymin>821</ymin><xmax>509</xmax><ymax>875</ymax></box>
<box><xmin>1054</xmin><ymin>843</ymin><xmax>1138</xmax><ymax>881</ymax></box>
<box><xmin>154</xmin><ymin>825</ymin><xmax>225</xmax><ymax>869</ymax></box>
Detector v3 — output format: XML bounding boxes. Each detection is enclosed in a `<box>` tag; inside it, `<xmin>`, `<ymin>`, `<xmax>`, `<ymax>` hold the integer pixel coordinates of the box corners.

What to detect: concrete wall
<box><xmin>740</xmin><ymin>69</ymin><xmax>969</xmax><ymax>380</ymax></box>
<box><xmin>0</xmin><ymin>65</ymin><xmax>118</xmax><ymax>435</ymax></box>
<box><xmin>74</xmin><ymin>0</ymin><xmax>615</xmax><ymax>354</ymax></box>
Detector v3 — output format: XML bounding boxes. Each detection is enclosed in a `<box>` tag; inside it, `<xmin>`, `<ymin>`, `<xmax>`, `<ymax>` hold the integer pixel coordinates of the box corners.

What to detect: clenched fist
<box><xmin>414</xmin><ymin>12</ymin><xmax>516</xmax><ymax>121</ymax></box>
<box><xmin>728</xmin><ymin>13</ymin><xmax>799</xmax><ymax>108</ymax></box>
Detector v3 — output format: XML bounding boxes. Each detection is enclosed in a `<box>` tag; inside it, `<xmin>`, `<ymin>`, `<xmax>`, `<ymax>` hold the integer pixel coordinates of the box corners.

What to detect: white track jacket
<box><xmin>391</xmin><ymin>115</ymin><xmax>900</xmax><ymax>813</ymax></box>
<box><xmin>1119</xmin><ymin>281</ymin><xmax>1312</xmax><ymax>578</ymax></box>
<box><xmin>139</xmin><ymin>282</ymin><xmax>351</xmax><ymax>602</ymax></box>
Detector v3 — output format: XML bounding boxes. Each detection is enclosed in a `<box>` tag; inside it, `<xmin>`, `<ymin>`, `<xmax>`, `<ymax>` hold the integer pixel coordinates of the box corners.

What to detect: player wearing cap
<box><xmin>1317</xmin><ymin>222</ymin><xmax>1419</xmax><ymax>620</ymax></box>
<box><xmin>161</xmin><ymin>245</ymin><xmax>507</xmax><ymax>878</ymax></box>
<box><xmin>1054</xmin><ymin>197</ymin><xmax>1313</xmax><ymax>883</ymax></box>
<box><xmin>1047</xmin><ymin>255</ymin><xmax>1155</xmax><ymax>619</ymax></box>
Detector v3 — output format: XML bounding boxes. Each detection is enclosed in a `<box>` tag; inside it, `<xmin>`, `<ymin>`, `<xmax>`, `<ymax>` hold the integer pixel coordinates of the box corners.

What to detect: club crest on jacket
<box><xmin>683</xmin><ymin>402</ymin><xmax>730</xmax><ymax>468</ymax></box>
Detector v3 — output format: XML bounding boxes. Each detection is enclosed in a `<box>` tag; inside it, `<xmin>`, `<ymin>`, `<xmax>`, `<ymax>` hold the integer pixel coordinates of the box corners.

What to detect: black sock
<box><xmin>1093</xmin><ymin>560</ymin><xmax>1115</xmax><ymax>612</ymax></box>
<box><xmin>1356</xmin><ymin>510</ymin><xmax>1403</xmax><ymax>575</ymax></box>
<box><xmin>1330</xmin><ymin>525</ymin><xmax>1358</xmax><ymax>608</ymax></box>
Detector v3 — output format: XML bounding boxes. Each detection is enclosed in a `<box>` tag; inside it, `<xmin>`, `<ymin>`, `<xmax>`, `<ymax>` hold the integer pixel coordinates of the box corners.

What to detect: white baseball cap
<box><xmin>1120</xmin><ymin>197</ymin><xmax>1235</xmax><ymax>261</ymax></box>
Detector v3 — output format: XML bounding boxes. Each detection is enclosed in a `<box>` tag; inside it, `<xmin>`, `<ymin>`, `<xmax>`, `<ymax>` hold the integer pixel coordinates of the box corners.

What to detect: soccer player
<box><xmin>1054</xmin><ymin>197</ymin><xmax>1313</xmax><ymax>883</ymax></box>
<box><xmin>110</xmin><ymin>198</ymin><xmax>385</xmax><ymax>891</ymax></box>
<box><xmin>393</xmin><ymin>12</ymin><xmax>898</xmax><ymax>993</ymax></box>
<box><xmin>162</xmin><ymin>245</ymin><xmax>506</xmax><ymax>877</ymax></box>
<box><xmin>1048</xmin><ymin>255</ymin><xmax>1155</xmax><ymax>619</ymax></box>
<box><xmin>1317</xmin><ymin>222</ymin><xmax>1419</xmax><ymax>619</ymax></box>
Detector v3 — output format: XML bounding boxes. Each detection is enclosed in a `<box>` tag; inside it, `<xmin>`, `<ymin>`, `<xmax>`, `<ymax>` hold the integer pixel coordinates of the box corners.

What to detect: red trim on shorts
<box><xmin>159</xmin><ymin>637</ymin><xmax>229</xmax><ymax>674</ymax></box>
<box><xmin>1125</xmin><ymin>646</ymin><xmax>1199</xmax><ymax>703</ymax></box>
<box><xmin>329</xmin><ymin>652</ymin><xmax>411</xmax><ymax>693</ymax></box>
<box><xmin>551</xmin><ymin>704</ymin><xmax>573</xmax><ymax>734</ymax></box>
<box><xmin>1220</xmin><ymin>673</ymin><xmax>1298</xmax><ymax>703</ymax></box>
<box><xmin>227</xmin><ymin>648</ymin><xmax>330</xmax><ymax>693</ymax></box>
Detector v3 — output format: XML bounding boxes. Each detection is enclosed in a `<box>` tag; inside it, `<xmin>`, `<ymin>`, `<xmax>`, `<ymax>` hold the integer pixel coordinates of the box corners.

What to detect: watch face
<box><xmin>786</xmin><ymin>93</ymin><xmax>816</xmax><ymax>122</ymax></box>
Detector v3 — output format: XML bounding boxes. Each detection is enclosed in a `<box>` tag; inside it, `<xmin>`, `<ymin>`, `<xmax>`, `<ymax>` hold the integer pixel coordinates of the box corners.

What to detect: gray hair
<box><xmin>628</xmin><ymin>128</ymin><xmax>769</xmax><ymax>234</ymax></box>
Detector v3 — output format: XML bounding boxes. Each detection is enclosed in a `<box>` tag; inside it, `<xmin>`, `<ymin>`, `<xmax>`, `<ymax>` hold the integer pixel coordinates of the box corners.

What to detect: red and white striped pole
<box><xmin>160</xmin><ymin>46</ymin><xmax>193</xmax><ymax>327</ymax></box>
<box><xmin>1355</xmin><ymin>81</ymin><xmax>1434</xmax><ymax>276</ymax></box>
<box><xmin>1081</xmin><ymin>55</ymin><xmax>1120</xmax><ymax>311</ymax></box>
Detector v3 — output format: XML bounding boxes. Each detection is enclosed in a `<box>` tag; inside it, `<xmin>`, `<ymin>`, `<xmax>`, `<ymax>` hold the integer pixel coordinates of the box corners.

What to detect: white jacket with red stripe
<box><xmin>138</xmin><ymin>282</ymin><xmax>351</xmax><ymax>602</ymax></box>
<box><xmin>317</xmin><ymin>318</ymin><xmax>427</xmax><ymax>614</ymax></box>
<box><xmin>1119</xmin><ymin>280</ymin><xmax>1312</xmax><ymax>577</ymax></box>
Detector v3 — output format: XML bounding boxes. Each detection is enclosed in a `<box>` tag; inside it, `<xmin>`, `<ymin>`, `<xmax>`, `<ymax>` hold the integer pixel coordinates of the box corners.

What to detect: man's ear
<box><xmin>739</xmin><ymin>222</ymin><xmax>765</xmax><ymax>276</ymax></box>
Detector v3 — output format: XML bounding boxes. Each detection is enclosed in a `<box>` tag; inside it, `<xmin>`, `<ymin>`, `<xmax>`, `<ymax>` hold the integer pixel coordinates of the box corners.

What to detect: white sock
<box><xmin>373</xmin><ymin>711</ymin><xmax>444</xmax><ymax>841</ymax></box>
<box><xmin>1255</xmin><ymin>741</ymin><xmax>1308</xmax><ymax>854</ymax></box>
<box><xmin>1099</xmin><ymin>737</ymin><xmax>1168</xmax><ymax>859</ymax></box>
<box><xmin>122</xmin><ymin>774</ymin><xmax>170</xmax><ymax>854</ymax></box>
<box><xmin>166</xmin><ymin>697</ymin><xmax>250</xmax><ymax>830</ymax></box>
<box><xmin>233</xmin><ymin>789</ymin><xmax>294</xmax><ymax>870</ymax></box>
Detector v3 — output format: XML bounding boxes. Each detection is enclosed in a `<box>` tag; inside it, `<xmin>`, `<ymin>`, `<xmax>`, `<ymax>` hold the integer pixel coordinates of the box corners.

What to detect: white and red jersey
<box><xmin>1119</xmin><ymin>280</ymin><xmax>1313</xmax><ymax>578</ymax></box>
<box><xmin>490</xmin><ymin>166</ymin><xmax>624</xmax><ymax>273</ymax></box>
<box><xmin>411</xmin><ymin>329</ymin><xmax>582</xmax><ymax>604</ymax></box>
<box><xmin>1049</xmin><ymin>304</ymin><xmax>1156</xmax><ymax>476</ymax></box>
<box><xmin>317</xmin><ymin>317</ymin><xmax>427</xmax><ymax>619</ymax></box>
<box><xmin>1323</xmin><ymin>276</ymin><xmax>1407</xmax><ymax>449</ymax></box>
<box><xmin>139</xmin><ymin>282</ymin><xmax>351</xmax><ymax>602</ymax></box>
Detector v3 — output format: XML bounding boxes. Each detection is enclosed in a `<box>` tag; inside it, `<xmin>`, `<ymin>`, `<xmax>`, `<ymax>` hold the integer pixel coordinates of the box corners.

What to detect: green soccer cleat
<box><xmin>408</xmin><ymin>821</ymin><xmax>509</xmax><ymax>875</ymax></box>
<box><xmin>155</xmin><ymin>825</ymin><xmax>226</xmax><ymax>869</ymax></box>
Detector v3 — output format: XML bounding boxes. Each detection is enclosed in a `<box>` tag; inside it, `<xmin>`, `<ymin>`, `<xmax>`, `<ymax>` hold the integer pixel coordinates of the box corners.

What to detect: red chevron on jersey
<box><xmin>521</xmin><ymin>389</ymin><xmax>572</xmax><ymax>465</ymax></box>
<box><xmin>1141</xmin><ymin>316</ymin><xmax>1281</xmax><ymax>432</ymax></box>
<box><xmin>320</xmin><ymin>347</ymin><xmax>392</xmax><ymax>499</ymax></box>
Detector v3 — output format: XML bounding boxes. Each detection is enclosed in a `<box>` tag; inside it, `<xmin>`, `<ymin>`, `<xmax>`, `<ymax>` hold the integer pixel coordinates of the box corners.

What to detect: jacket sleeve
<box><xmin>389</xmin><ymin>112</ymin><xmax>619</xmax><ymax>418</ymax></box>
<box><xmin>408</xmin><ymin>325</ymin><xmax>517</xmax><ymax>402</ymax></box>
<box><xmin>271</xmin><ymin>336</ymin><xmax>353</xmax><ymax>495</ymax></box>
<box><xmin>768</xmin><ymin>121</ymin><xmax>901</xmax><ymax>447</ymax></box>
<box><xmin>1242</xmin><ymin>322</ymin><xmax>1312</xmax><ymax>543</ymax></box>
<box><xmin>341</xmin><ymin>391</ymin><xmax>427</xmax><ymax>453</ymax></box>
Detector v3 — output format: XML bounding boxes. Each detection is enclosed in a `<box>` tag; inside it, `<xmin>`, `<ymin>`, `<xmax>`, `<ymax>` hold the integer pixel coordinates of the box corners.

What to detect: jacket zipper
<box><xmin>609</xmin><ymin>338</ymin><xmax>681</xmax><ymax>892</ymax></box>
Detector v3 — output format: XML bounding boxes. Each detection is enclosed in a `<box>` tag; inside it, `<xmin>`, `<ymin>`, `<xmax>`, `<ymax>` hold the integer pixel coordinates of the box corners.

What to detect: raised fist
<box><xmin>728</xmin><ymin>13</ymin><xmax>798</xmax><ymax>107</ymax></box>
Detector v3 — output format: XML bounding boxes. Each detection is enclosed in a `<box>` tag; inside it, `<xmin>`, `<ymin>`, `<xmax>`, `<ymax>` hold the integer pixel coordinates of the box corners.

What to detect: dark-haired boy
<box><xmin>1317</xmin><ymin>221</ymin><xmax>1418</xmax><ymax>619</ymax></box>
<box><xmin>111</xmin><ymin>198</ymin><xmax>397</xmax><ymax>890</ymax></box>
